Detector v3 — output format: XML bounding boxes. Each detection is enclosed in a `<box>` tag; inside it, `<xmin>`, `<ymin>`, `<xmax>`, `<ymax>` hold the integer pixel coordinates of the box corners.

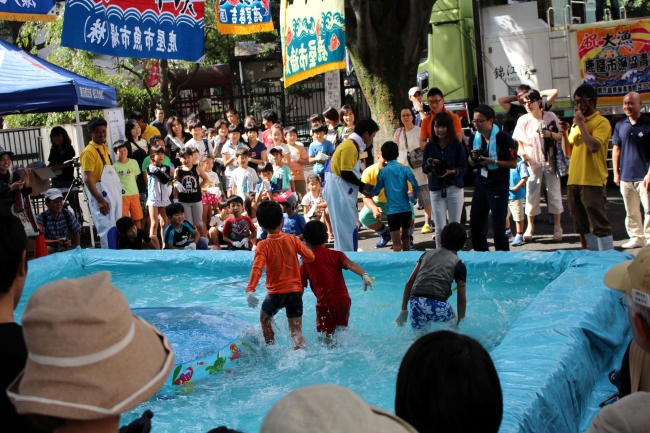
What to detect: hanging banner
<box><xmin>0</xmin><ymin>0</ymin><xmax>57</xmax><ymax>22</ymax></box>
<box><xmin>280</xmin><ymin>0</ymin><xmax>346</xmax><ymax>88</ymax></box>
<box><xmin>61</xmin><ymin>0</ymin><xmax>205</xmax><ymax>62</ymax></box>
<box><xmin>577</xmin><ymin>19</ymin><xmax>650</xmax><ymax>105</ymax></box>
<box><xmin>216</xmin><ymin>0</ymin><xmax>273</xmax><ymax>35</ymax></box>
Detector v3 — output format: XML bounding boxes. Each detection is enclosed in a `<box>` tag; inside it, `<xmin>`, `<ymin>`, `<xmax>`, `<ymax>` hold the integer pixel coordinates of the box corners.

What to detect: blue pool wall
<box><xmin>23</xmin><ymin>249</ymin><xmax>633</xmax><ymax>433</ymax></box>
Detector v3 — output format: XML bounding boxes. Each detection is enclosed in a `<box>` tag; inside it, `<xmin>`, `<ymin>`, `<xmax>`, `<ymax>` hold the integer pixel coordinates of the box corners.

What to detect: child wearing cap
<box><xmin>301</xmin><ymin>220</ymin><xmax>374</xmax><ymax>337</ymax></box>
<box><xmin>308</xmin><ymin>124</ymin><xmax>334</xmax><ymax>182</ymax></box>
<box><xmin>245</xmin><ymin>200</ymin><xmax>315</xmax><ymax>349</ymax></box>
<box><xmin>284</xmin><ymin>126</ymin><xmax>308</xmax><ymax>197</ymax></box>
<box><xmin>113</xmin><ymin>140</ymin><xmax>144</xmax><ymax>228</ymax></box>
<box><xmin>259</xmin><ymin>191</ymin><xmax>306</xmax><ymax>241</ymax></box>
<box><xmin>270</xmin><ymin>147</ymin><xmax>294</xmax><ymax>192</ymax></box>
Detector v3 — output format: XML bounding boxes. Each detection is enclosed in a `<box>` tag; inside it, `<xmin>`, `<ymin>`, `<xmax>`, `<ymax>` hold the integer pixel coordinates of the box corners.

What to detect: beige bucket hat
<box><xmin>260</xmin><ymin>384</ymin><xmax>418</xmax><ymax>433</ymax></box>
<box><xmin>7</xmin><ymin>271</ymin><xmax>174</xmax><ymax>420</ymax></box>
<box><xmin>604</xmin><ymin>245</ymin><xmax>650</xmax><ymax>308</ymax></box>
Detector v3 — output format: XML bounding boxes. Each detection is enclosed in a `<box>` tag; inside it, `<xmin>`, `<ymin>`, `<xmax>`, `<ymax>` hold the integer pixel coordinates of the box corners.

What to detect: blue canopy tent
<box><xmin>0</xmin><ymin>38</ymin><xmax>118</xmax><ymax>151</ymax></box>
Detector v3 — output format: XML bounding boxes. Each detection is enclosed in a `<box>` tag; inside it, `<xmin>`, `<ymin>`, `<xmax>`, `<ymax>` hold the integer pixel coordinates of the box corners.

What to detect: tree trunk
<box><xmin>345</xmin><ymin>0</ymin><xmax>436</xmax><ymax>148</ymax></box>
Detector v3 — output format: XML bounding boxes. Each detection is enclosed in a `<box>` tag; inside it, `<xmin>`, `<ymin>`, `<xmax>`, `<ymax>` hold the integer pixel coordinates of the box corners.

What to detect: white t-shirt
<box><xmin>210</xmin><ymin>214</ymin><xmax>226</xmax><ymax>232</ymax></box>
<box><xmin>512</xmin><ymin>111</ymin><xmax>560</xmax><ymax>170</ymax></box>
<box><xmin>301</xmin><ymin>190</ymin><xmax>326</xmax><ymax>219</ymax></box>
<box><xmin>184</xmin><ymin>138</ymin><xmax>207</xmax><ymax>156</ymax></box>
<box><xmin>394</xmin><ymin>125</ymin><xmax>427</xmax><ymax>186</ymax></box>
<box><xmin>205</xmin><ymin>170</ymin><xmax>220</xmax><ymax>187</ymax></box>
<box><xmin>230</xmin><ymin>166</ymin><xmax>259</xmax><ymax>199</ymax></box>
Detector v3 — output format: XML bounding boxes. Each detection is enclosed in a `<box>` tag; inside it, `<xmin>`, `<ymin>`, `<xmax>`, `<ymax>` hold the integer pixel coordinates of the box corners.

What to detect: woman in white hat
<box><xmin>7</xmin><ymin>272</ymin><xmax>174</xmax><ymax>433</ymax></box>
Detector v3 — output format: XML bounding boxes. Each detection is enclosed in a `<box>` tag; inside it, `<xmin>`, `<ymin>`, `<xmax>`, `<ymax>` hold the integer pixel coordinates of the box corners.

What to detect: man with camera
<box><xmin>468</xmin><ymin>105</ymin><xmax>517</xmax><ymax>251</ymax></box>
<box><xmin>560</xmin><ymin>84</ymin><xmax>613</xmax><ymax>251</ymax></box>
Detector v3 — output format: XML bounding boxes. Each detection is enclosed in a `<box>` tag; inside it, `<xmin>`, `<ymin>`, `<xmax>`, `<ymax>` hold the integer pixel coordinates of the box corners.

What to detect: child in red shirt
<box><xmin>222</xmin><ymin>195</ymin><xmax>256</xmax><ymax>250</ymax></box>
<box><xmin>301</xmin><ymin>220</ymin><xmax>374</xmax><ymax>337</ymax></box>
<box><xmin>245</xmin><ymin>200</ymin><xmax>315</xmax><ymax>349</ymax></box>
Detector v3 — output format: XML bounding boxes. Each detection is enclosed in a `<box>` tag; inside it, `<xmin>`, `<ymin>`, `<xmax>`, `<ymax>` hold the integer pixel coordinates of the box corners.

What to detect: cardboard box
<box><xmin>28</xmin><ymin>167</ymin><xmax>56</xmax><ymax>197</ymax></box>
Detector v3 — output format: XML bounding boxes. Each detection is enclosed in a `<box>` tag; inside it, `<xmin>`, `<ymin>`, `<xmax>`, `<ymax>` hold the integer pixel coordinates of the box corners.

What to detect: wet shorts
<box><xmin>387</xmin><ymin>211</ymin><xmax>412</xmax><ymax>232</ymax></box>
<box><xmin>409</xmin><ymin>296</ymin><xmax>454</xmax><ymax>330</ymax></box>
<box><xmin>316</xmin><ymin>298</ymin><xmax>351</xmax><ymax>335</ymax></box>
<box><xmin>262</xmin><ymin>292</ymin><xmax>303</xmax><ymax>319</ymax></box>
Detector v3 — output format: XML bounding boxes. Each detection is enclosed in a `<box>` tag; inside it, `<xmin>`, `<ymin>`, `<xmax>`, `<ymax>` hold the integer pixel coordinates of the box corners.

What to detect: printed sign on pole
<box><xmin>0</xmin><ymin>0</ymin><xmax>56</xmax><ymax>22</ymax></box>
<box><xmin>216</xmin><ymin>0</ymin><xmax>273</xmax><ymax>35</ymax></box>
<box><xmin>324</xmin><ymin>70</ymin><xmax>341</xmax><ymax>110</ymax></box>
<box><xmin>577</xmin><ymin>19</ymin><xmax>650</xmax><ymax>105</ymax></box>
<box><xmin>280</xmin><ymin>0</ymin><xmax>346</xmax><ymax>88</ymax></box>
<box><xmin>61</xmin><ymin>0</ymin><xmax>205</xmax><ymax>62</ymax></box>
<box><xmin>103</xmin><ymin>107</ymin><xmax>125</xmax><ymax>160</ymax></box>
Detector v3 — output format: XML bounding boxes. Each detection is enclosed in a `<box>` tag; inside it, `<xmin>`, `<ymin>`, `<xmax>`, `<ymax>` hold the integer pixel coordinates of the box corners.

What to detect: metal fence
<box><xmin>0</xmin><ymin>127</ymin><xmax>43</xmax><ymax>168</ymax></box>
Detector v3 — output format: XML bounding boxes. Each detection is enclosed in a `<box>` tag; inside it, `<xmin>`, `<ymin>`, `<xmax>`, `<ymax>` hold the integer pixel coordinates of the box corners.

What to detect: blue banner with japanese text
<box><xmin>0</xmin><ymin>0</ymin><xmax>56</xmax><ymax>22</ymax></box>
<box><xmin>280</xmin><ymin>0</ymin><xmax>346</xmax><ymax>88</ymax></box>
<box><xmin>216</xmin><ymin>0</ymin><xmax>273</xmax><ymax>35</ymax></box>
<box><xmin>61</xmin><ymin>0</ymin><xmax>205</xmax><ymax>62</ymax></box>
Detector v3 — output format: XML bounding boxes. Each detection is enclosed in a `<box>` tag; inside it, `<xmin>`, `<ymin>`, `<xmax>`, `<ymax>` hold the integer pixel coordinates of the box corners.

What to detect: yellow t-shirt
<box><xmin>141</xmin><ymin>124</ymin><xmax>161</xmax><ymax>141</ymax></box>
<box><xmin>361</xmin><ymin>162</ymin><xmax>413</xmax><ymax>203</ymax></box>
<box><xmin>567</xmin><ymin>112</ymin><xmax>612</xmax><ymax>187</ymax></box>
<box><xmin>80</xmin><ymin>141</ymin><xmax>112</xmax><ymax>184</ymax></box>
<box><xmin>330</xmin><ymin>139</ymin><xmax>359</xmax><ymax>176</ymax></box>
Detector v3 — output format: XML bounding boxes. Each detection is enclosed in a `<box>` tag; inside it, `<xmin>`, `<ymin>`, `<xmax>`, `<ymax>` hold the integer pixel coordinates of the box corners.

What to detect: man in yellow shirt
<box><xmin>560</xmin><ymin>84</ymin><xmax>613</xmax><ymax>250</ymax></box>
<box><xmin>323</xmin><ymin>119</ymin><xmax>379</xmax><ymax>251</ymax></box>
<box><xmin>130</xmin><ymin>111</ymin><xmax>161</xmax><ymax>142</ymax></box>
<box><xmin>80</xmin><ymin>117</ymin><xmax>123</xmax><ymax>248</ymax></box>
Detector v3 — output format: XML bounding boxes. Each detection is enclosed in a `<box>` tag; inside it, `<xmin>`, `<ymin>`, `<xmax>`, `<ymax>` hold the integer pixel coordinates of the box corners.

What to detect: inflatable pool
<box><xmin>132</xmin><ymin>307</ymin><xmax>251</xmax><ymax>386</ymax></box>
<box><xmin>20</xmin><ymin>248</ymin><xmax>632</xmax><ymax>433</ymax></box>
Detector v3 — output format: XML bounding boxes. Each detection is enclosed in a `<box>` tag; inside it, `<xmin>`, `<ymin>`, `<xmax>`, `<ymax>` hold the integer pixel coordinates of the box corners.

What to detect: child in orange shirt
<box><xmin>245</xmin><ymin>200</ymin><xmax>315</xmax><ymax>349</ymax></box>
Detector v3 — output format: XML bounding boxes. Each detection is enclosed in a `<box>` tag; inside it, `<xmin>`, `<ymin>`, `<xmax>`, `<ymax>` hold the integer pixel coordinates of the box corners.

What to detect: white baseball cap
<box><xmin>408</xmin><ymin>87</ymin><xmax>422</xmax><ymax>97</ymax></box>
<box><xmin>44</xmin><ymin>188</ymin><xmax>64</xmax><ymax>201</ymax></box>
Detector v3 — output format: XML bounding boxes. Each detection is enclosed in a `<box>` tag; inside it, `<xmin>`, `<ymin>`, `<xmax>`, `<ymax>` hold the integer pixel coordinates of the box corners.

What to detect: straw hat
<box><xmin>604</xmin><ymin>245</ymin><xmax>650</xmax><ymax>308</ymax></box>
<box><xmin>7</xmin><ymin>272</ymin><xmax>174</xmax><ymax>420</ymax></box>
<box><xmin>260</xmin><ymin>384</ymin><xmax>418</xmax><ymax>433</ymax></box>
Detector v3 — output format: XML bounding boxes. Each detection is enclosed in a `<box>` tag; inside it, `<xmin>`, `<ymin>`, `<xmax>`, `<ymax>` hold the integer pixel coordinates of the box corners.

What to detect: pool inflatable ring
<box><xmin>132</xmin><ymin>307</ymin><xmax>251</xmax><ymax>386</ymax></box>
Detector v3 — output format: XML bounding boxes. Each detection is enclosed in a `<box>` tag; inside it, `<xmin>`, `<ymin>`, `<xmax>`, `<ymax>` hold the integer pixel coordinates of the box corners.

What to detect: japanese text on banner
<box><xmin>216</xmin><ymin>0</ymin><xmax>273</xmax><ymax>35</ymax></box>
<box><xmin>0</xmin><ymin>0</ymin><xmax>56</xmax><ymax>22</ymax></box>
<box><xmin>577</xmin><ymin>19</ymin><xmax>650</xmax><ymax>105</ymax></box>
<box><xmin>61</xmin><ymin>0</ymin><xmax>204</xmax><ymax>62</ymax></box>
<box><xmin>281</xmin><ymin>0</ymin><xmax>346</xmax><ymax>88</ymax></box>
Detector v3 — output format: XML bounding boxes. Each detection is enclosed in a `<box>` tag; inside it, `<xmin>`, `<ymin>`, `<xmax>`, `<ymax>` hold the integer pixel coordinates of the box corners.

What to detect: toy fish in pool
<box><xmin>229</xmin><ymin>343</ymin><xmax>242</xmax><ymax>361</ymax></box>
<box><xmin>172</xmin><ymin>366</ymin><xmax>193</xmax><ymax>386</ymax></box>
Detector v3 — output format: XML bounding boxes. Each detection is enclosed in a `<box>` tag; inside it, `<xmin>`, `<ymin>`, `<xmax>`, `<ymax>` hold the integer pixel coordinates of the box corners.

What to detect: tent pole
<box><xmin>74</xmin><ymin>105</ymin><xmax>95</xmax><ymax>248</ymax></box>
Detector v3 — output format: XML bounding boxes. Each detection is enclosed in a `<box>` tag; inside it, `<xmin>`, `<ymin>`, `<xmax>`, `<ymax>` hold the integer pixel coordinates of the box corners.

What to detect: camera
<box><xmin>470</xmin><ymin>148</ymin><xmax>488</xmax><ymax>163</ymax></box>
<box><xmin>426</xmin><ymin>158</ymin><xmax>448</xmax><ymax>177</ymax></box>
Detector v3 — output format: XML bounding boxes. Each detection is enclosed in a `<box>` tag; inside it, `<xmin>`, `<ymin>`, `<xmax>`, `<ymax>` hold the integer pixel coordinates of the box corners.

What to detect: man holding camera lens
<box><xmin>560</xmin><ymin>84</ymin><xmax>613</xmax><ymax>251</ymax></box>
<box><xmin>468</xmin><ymin>105</ymin><xmax>517</xmax><ymax>251</ymax></box>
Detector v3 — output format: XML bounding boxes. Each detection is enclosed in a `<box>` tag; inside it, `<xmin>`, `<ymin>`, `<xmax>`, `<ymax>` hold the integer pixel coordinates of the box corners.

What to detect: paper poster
<box><xmin>280</xmin><ymin>0</ymin><xmax>346</xmax><ymax>88</ymax></box>
<box><xmin>216</xmin><ymin>0</ymin><xmax>273</xmax><ymax>35</ymax></box>
<box><xmin>324</xmin><ymin>70</ymin><xmax>341</xmax><ymax>110</ymax></box>
<box><xmin>577</xmin><ymin>19</ymin><xmax>650</xmax><ymax>105</ymax></box>
<box><xmin>103</xmin><ymin>107</ymin><xmax>125</xmax><ymax>160</ymax></box>
<box><xmin>61</xmin><ymin>0</ymin><xmax>205</xmax><ymax>62</ymax></box>
<box><xmin>0</xmin><ymin>0</ymin><xmax>56</xmax><ymax>22</ymax></box>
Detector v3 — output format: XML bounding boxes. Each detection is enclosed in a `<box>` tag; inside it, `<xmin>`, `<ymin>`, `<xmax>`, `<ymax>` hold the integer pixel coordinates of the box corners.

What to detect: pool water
<box><xmin>18</xmin><ymin>258</ymin><xmax>557</xmax><ymax>433</ymax></box>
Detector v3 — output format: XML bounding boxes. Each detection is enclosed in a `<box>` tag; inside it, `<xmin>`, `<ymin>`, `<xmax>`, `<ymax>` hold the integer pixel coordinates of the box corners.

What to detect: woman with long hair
<box><xmin>48</xmin><ymin>126</ymin><xmax>76</xmax><ymax>188</ymax></box>
<box><xmin>125</xmin><ymin>120</ymin><xmax>148</xmax><ymax>167</ymax></box>
<box><xmin>338</xmin><ymin>105</ymin><xmax>357</xmax><ymax>142</ymax></box>
<box><xmin>165</xmin><ymin>115</ymin><xmax>192</xmax><ymax>167</ymax></box>
<box><xmin>422</xmin><ymin>111</ymin><xmax>467</xmax><ymax>248</ymax></box>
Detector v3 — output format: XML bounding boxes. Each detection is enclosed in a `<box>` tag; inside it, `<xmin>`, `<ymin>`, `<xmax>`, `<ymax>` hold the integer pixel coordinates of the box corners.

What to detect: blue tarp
<box><xmin>0</xmin><ymin>39</ymin><xmax>118</xmax><ymax>116</ymax></box>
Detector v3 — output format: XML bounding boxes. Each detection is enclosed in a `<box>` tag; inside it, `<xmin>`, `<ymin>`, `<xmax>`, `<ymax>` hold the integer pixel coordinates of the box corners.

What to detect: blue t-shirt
<box><xmin>162</xmin><ymin>221</ymin><xmax>195</xmax><ymax>248</ymax></box>
<box><xmin>258</xmin><ymin>212</ymin><xmax>306</xmax><ymax>239</ymax></box>
<box><xmin>254</xmin><ymin>180</ymin><xmax>281</xmax><ymax>194</ymax></box>
<box><xmin>612</xmin><ymin>115</ymin><xmax>650</xmax><ymax>182</ymax></box>
<box><xmin>370</xmin><ymin>160</ymin><xmax>418</xmax><ymax>215</ymax></box>
<box><xmin>308</xmin><ymin>140</ymin><xmax>335</xmax><ymax>174</ymax></box>
<box><xmin>508</xmin><ymin>159</ymin><xmax>530</xmax><ymax>200</ymax></box>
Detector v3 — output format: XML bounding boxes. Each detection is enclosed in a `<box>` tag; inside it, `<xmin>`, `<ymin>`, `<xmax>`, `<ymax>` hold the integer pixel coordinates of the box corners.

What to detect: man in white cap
<box><xmin>587</xmin><ymin>246</ymin><xmax>650</xmax><ymax>432</ymax></box>
<box><xmin>408</xmin><ymin>87</ymin><xmax>429</xmax><ymax>127</ymax></box>
<box><xmin>35</xmin><ymin>188</ymin><xmax>82</xmax><ymax>253</ymax></box>
<box><xmin>0</xmin><ymin>209</ymin><xmax>31</xmax><ymax>431</ymax></box>
<box><xmin>6</xmin><ymin>272</ymin><xmax>174</xmax><ymax>433</ymax></box>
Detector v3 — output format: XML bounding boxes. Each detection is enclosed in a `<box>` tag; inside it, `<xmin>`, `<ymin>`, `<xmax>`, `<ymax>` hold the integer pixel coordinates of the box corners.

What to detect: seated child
<box><xmin>301</xmin><ymin>220</ymin><xmax>374</xmax><ymax>336</ymax></box>
<box><xmin>245</xmin><ymin>200</ymin><xmax>315</xmax><ymax>349</ymax></box>
<box><xmin>395</xmin><ymin>222</ymin><xmax>467</xmax><ymax>329</ymax></box>
<box><xmin>222</xmin><ymin>195</ymin><xmax>257</xmax><ymax>250</ymax></box>
<box><xmin>255</xmin><ymin>162</ymin><xmax>281</xmax><ymax>200</ymax></box>
<box><xmin>368</xmin><ymin>141</ymin><xmax>418</xmax><ymax>253</ymax></box>
<box><xmin>269</xmin><ymin>147</ymin><xmax>294</xmax><ymax>192</ymax></box>
<box><xmin>162</xmin><ymin>202</ymin><xmax>209</xmax><ymax>250</ymax></box>
<box><xmin>506</xmin><ymin>156</ymin><xmax>529</xmax><ymax>247</ymax></box>
<box><xmin>116</xmin><ymin>216</ymin><xmax>160</xmax><ymax>250</ymax></box>
<box><xmin>208</xmin><ymin>199</ymin><xmax>230</xmax><ymax>249</ymax></box>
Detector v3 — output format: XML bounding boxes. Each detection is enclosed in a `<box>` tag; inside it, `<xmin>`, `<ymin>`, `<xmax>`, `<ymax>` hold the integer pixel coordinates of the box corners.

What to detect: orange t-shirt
<box><xmin>246</xmin><ymin>232</ymin><xmax>315</xmax><ymax>294</ymax></box>
<box><xmin>420</xmin><ymin>107</ymin><xmax>463</xmax><ymax>142</ymax></box>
